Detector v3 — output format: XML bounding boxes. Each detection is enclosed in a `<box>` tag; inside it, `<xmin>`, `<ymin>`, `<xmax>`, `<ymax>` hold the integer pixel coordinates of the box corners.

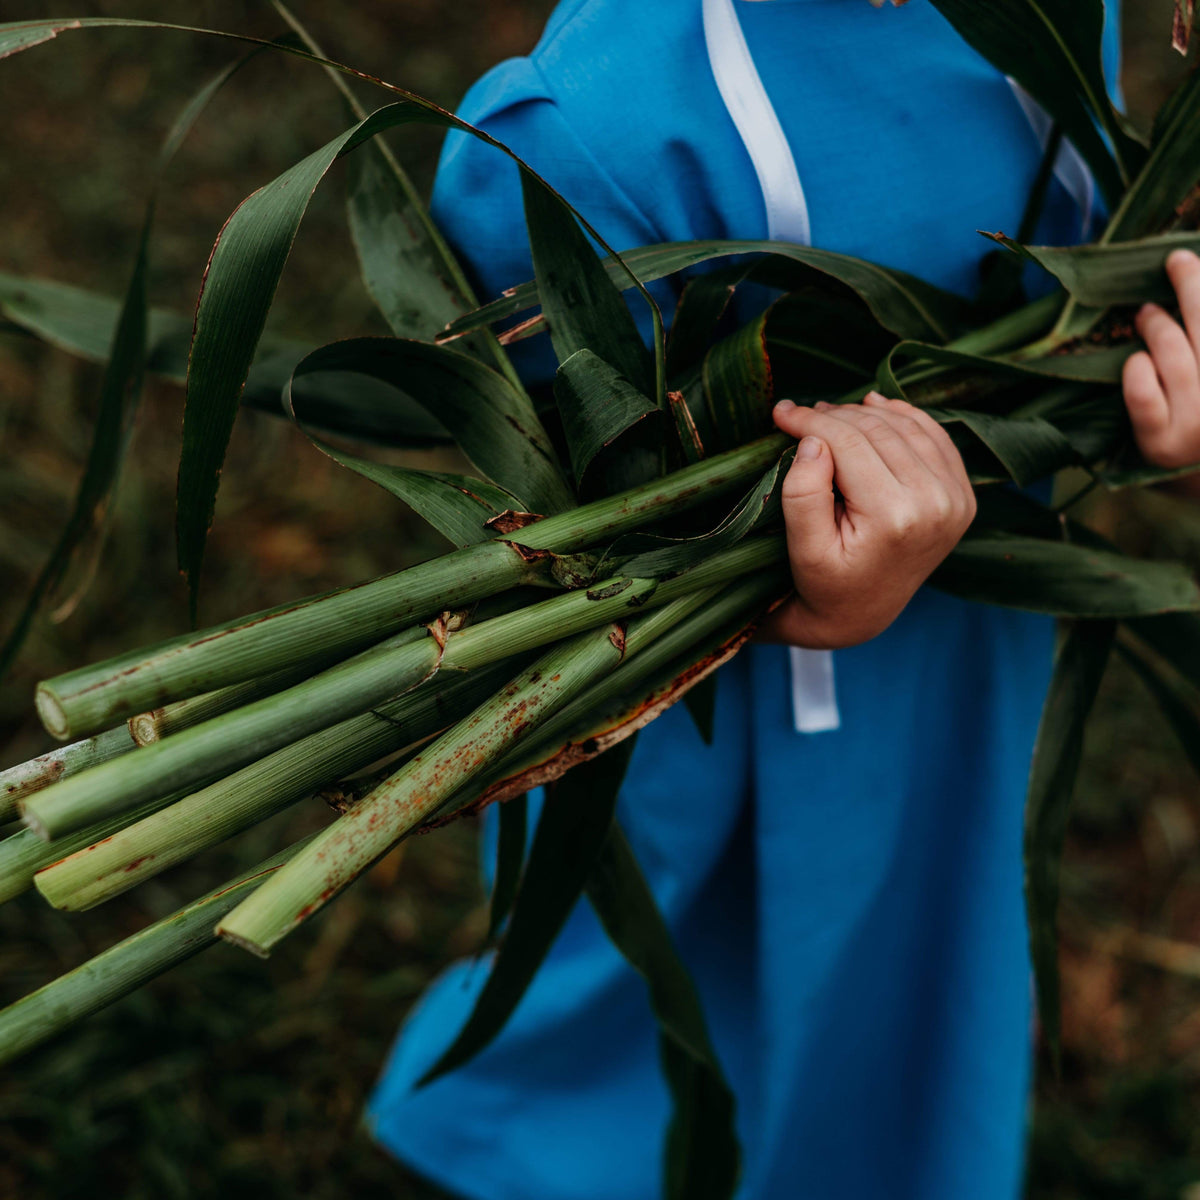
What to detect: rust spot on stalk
<box><xmin>123</xmin><ymin>855</ymin><xmax>152</xmax><ymax>873</ymax></box>
<box><xmin>485</xmin><ymin>509</ymin><xmax>544</xmax><ymax>534</ymax></box>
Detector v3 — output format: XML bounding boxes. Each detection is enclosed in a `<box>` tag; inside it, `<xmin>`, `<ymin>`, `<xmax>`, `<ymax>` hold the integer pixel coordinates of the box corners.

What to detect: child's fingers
<box><xmin>1166</xmin><ymin>249</ymin><xmax>1200</xmax><ymax>359</ymax></box>
<box><xmin>779</xmin><ymin>433</ymin><xmax>839</xmax><ymax>568</ymax></box>
<box><xmin>871</xmin><ymin>396</ymin><xmax>973</xmax><ymax>498</ymax></box>
<box><xmin>1123</xmin><ymin>349</ymin><xmax>1171</xmax><ymax>448</ymax></box>
<box><xmin>1135</xmin><ymin>303</ymin><xmax>1199</xmax><ymax>402</ymax></box>
<box><xmin>773</xmin><ymin>399</ymin><xmax>896</xmax><ymax>501</ymax></box>
<box><xmin>813</xmin><ymin>399</ymin><xmax>933</xmax><ymax>488</ymax></box>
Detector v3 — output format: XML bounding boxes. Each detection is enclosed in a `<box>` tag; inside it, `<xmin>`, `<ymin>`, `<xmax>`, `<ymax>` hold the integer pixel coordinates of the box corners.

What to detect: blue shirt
<box><xmin>368</xmin><ymin>3</ymin><xmax>1121</xmax><ymax>1197</ymax></box>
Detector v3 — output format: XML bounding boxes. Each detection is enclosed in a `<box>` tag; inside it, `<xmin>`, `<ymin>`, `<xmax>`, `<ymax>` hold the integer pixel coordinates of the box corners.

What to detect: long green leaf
<box><xmin>1025</xmin><ymin>619</ymin><xmax>1115</xmax><ymax>1066</ymax></box>
<box><xmin>444</xmin><ymin>240</ymin><xmax>967</xmax><ymax>346</ymax></box>
<box><xmin>521</xmin><ymin>171</ymin><xmax>654</xmax><ymax>398</ymax></box>
<box><xmin>487</xmin><ymin>793</ymin><xmax>528</xmax><ymax>942</ymax></box>
<box><xmin>553</xmin><ymin>349</ymin><xmax>660</xmax><ymax>490</ymax></box>
<box><xmin>927</xmin><ymin>0</ymin><xmax>1137</xmax><ymax>202</ymax></box>
<box><xmin>942</xmin><ymin>410</ymin><xmax>1080</xmax><ymax>486</ymax></box>
<box><xmin>703</xmin><ymin>310</ymin><xmax>773</xmax><ymax>450</ymax></box>
<box><xmin>285</xmin><ymin>338</ymin><xmax>573</xmax><ymax>516</ymax></box>
<box><xmin>933</xmin><ymin>535</ymin><xmax>1200</xmax><ymax>617</ymax></box>
<box><xmin>586</xmin><ymin>824</ymin><xmax>740</xmax><ymax>1200</ymax></box>
<box><xmin>1117</xmin><ymin>639</ymin><xmax>1200</xmax><ymax>784</ymax></box>
<box><xmin>992</xmin><ymin>231</ymin><xmax>1200</xmax><ymax>308</ymax></box>
<box><xmin>417</xmin><ymin>737</ymin><xmax>632</xmax><ymax>1086</ymax></box>
<box><xmin>0</xmin><ymin>52</ymin><xmax>254</xmax><ymax>676</ymax></box>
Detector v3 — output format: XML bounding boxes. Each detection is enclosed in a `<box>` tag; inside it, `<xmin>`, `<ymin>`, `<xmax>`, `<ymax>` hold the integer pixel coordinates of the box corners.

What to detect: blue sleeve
<box><xmin>431</xmin><ymin>56</ymin><xmax>673</xmax><ymax>387</ymax></box>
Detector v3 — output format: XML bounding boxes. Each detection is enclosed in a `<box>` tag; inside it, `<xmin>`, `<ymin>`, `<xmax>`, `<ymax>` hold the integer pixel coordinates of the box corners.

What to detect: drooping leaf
<box><xmin>521</xmin><ymin>170</ymin><xmax>656</xmax><ymax>399</ymax></box>
<box><xmin>443</xmin><ymin>240</ymin><xmax>967</xmax><ymax>346</ymax></box>
<box><xmin>926</xmin><ymin>0</ymin><xmax>1139</xmax><ymax>203</ymax></box>
<box><xmin>933</xmin><ymin>535</ymin><xmax>1200</xmax><ymax>617</ymax></box>
<box><xmin>615</xmin><ymin>452</ymin><xmax>791</xmax><ymax>579</ymax></box>
<box><xmin>487</xmin><ymin>793</ymin><xmax>528</xmax><ymax>942</ymax></box>
<box><xmin>703</xmin><ymin>310</ymin><xmax>773</xmax><ymax>450</ymax></box>
<box><xmin>1</xmin><ymin>52</ymin><xmax>252</xmax><ymax>676</ymax></box>
<box><xmin>586</xmin><ymin>824</ymin><xmax>741</xmax><ymax>1200</ymax></box>
<box><xmin>989</xmin><ymin>230</ymin><xmax>1200</xmax><ymax>308</ymax></box>
<box><xmin>553</xmin><ymin>349</ymin><xmax>661</xmax><ymax>491</ymax></box>
<box><xmin>941</xmin><ymin>410</ymin><xmax>1080</xmax><ymax>486</ymax></box>
<box><xmin>416</xmin><ymin>737</ymin><xmax>632</xmax><ymax>1087</ymax></box>
<box><xmin>682</xmin><ymin>676</ymin><xmax>717</xmax><ymax>746</ymax></box>
<box><xmin>285</xmin><ymin>338</ymin><xmax>573</xmax><ymax>517</ymax></box>
<box><xmin>1025</xmin><ymin>618</ymin><xmax>1115</xmax><ymax>1066</ymax></box>
<box><xmin>1108</xmin><ymin>65</ymin><xmax>1200</xmax><ymax>240</ymax></box>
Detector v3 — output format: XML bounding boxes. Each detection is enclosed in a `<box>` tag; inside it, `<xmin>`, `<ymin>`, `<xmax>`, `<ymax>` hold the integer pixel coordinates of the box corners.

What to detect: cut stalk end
<box><xmin>214</xmin><ymin>921</ymin><xmax>275</xmax><ymax>959</ymax></box>
<box><xmin>19</xmin><ymin>807</ymin><xmax>49</xmax><ymax>843</ymax></box>
<box><xmin>35</xmin><ymin>686</ymin><xmax>71</xmax><ymax>741</ymax></box>
<box><xmin>128</xmin><ymin>711</ymin><xmax>162</xmax><ymax>747</ymax></box>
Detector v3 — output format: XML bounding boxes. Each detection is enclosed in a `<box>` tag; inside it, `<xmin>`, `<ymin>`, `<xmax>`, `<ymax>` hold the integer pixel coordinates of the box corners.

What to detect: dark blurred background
<box><xmin>0</xmin><ymin>3</ymin><xmax>1198</xmax><ymax>1198</ymax></box>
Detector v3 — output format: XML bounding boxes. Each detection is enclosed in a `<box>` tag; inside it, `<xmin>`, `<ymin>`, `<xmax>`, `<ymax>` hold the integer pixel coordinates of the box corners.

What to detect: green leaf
<box><xmin>1025</xmin><ymin>619</ymin><xmax>1115</xmax><ymax>1068</ymax></box>
<box><xmin>444</xmin><ymin>240</ymin><xmax>967</xmax><ymax>346</ymax></box>
<box><xmin>682</xmin><ymin>676</ymin><xmax>717</xmax><ymax>747</ymax></box>
<box><xmin>553</xmin><ymin>349</ymin><xmax>661</xmax><ymax>490</ymax></box>
<box><xmin>347</xmin><ymin>144</ymin><xmax>475</xmax><ymax>340</ymax></box>
<box><xmin>586</xmin><ymin>824</ymin><xmax>741</xmax><ymax>1200</ymax></box>
<box><xmin>666</xmin><ymin>262</ymin><xmax>756</xmax><ymax>376</ymax></box>
<box><xmin>1108</xmin><ymin>66</ymin><xmax>1200</xmax><ymax>240</ymax></box>
<box><xmin>416</xmin><ymin>737</ymin><xmax>631</xmax><ymax>1087</ymax></box>
<box><xmin>941</xmin><ymin>410</ymin><xmax>1080</xmax><ymax>486</ymax></box>
<box><xmin>285</xmin><ymin>338</ymin><xmax>573</xmax><ymax>519</ymax></box>
<box><xmin>927</xmin><ymin>0</ymin><xmax>1137</xmax><ymax>203</ymax></box>
<box><xmin>488</xmin><ymin>793</ymin><xmax>528</xmax><ymax>942</ymax></box>
<box><xmin>1</xmin><ymin>52</ymin><xmax>252</xmax><ymax>676</ymax></box>
<box><xmin>616</xmin><ymin>451</ymin><xmax>791</xmax><ymax>579</ymax></box>
<box><xmin>703</xmin><ymin>311</ymin><xmax>773</xmax><ymax>450</ymax></box>
<box><xmin>521</xmin><ymin>171</ymin><xmax>654</xmax><ymax>397</ymax></box>
<box><xmin>933</xmin><ymin>535</ymin><xmax>1200</xmax><ymax>617</ymax></box>
<box><xmin>990</xmin><ymin>231</ymin><xmax>1200</xmax><ymax>308</ymax></box>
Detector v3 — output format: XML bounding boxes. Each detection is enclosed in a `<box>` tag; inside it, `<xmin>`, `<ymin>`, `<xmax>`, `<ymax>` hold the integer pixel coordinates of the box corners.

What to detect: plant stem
<box><xmin>0</xmin><ymin>836</ymin><xmax>314</xmax><ymax>1068</ymax></box>
<box><xmin>37</xmin><ymin>434</ymin><xmax>785</xmax><ymax>740</ymax></box>
<box><xmin>35</xmin><ymin>659</ymin><xmax>520</xmax><ymax>911</ymax></box>
<box><xmin>215</xmin><ymin>582</ymin><xmax>751</xmax><ymax>956</ymax></box>
<box><xmin>23</xmin><ymin>534</ymin><xmax>784</xmax><ymax>841</ymax></box>
<box><xmin>0</xmin><ymin>725</ymin><xmax>136</xmax><ymax>822</ymax></box>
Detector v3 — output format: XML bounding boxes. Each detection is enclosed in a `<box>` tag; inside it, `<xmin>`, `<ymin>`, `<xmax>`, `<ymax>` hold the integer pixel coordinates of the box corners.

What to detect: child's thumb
<box><xmin>781</xmin><ymin>436</ymin><xmax>837</xmax><ymax>564</ymax></box>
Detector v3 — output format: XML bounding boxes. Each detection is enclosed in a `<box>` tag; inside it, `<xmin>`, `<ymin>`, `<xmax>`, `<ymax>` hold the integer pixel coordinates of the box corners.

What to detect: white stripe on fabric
<box><xmin>703</xmin><ymin>0</ymin><xmax>840</xmax><ymax>735</ymax></box>
<box><xmin>1007</xmin><ymin>79</ymin><xmax>1096</xmax><ymax>238</ymax></box>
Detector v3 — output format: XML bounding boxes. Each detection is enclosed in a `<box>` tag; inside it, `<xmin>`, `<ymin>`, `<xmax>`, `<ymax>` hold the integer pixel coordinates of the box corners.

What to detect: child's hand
<box><xmin>759</xmin><ymin>393</ymin><xmax>976</xmax><ymax>649</ymax></box>
<box><xmin>1122</xmin><ymin>249</ymin><xmax>1200</xmax><ymax>498</ymax></box>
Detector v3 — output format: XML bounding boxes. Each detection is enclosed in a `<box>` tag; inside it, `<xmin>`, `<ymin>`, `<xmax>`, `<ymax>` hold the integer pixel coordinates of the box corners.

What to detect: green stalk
<box><xmin>216</xmin><ymin>589</ymin><xmax>726</xmax><ymax>956</ymax></box>
<box><xmin>435</xmin><ymin>570</ymin><xmax>790</xmax><ymax>823</ymax></box>
<box><xmin>0</xmin><ymin>783</ymin><xmax>203</xmax><ymax>907</ymax></box>
<box><xmin>23</xmin><ymin>534</ymin><xmax>783</xmax><ymax>841</ymax></box>
<box><xmin>35</xmin><ymin>659</ymin><xmax>522</xmax><ymax>911</ymax></box>
<box><xmin>36</xmin><ymin>435</ymin><xmax>785</xmax><ymax>741</ymax></box>
<box><xmin>1</xmin><ymin>725</ymin><xmax>136</xmax><ymax>822</ymax></box>
<box><xmin>127</xmin><ymin>653</ymin><xmax>345</xmax><ymax>745</ymax></box>
<box><xmin>0</xmin><ymin>836</ymin><xmax>314</xmax><ymax>1068</ymax></box>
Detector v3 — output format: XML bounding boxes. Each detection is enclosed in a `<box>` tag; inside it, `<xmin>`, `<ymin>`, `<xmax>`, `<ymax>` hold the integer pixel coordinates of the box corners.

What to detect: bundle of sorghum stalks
<box><xmin>2</xmin><ymin>7</ymin><xmax>1200</xmax><ymax>1191</ymax></box>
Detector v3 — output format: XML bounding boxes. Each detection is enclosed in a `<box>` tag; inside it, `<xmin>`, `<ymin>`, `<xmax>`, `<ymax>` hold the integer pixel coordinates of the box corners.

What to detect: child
<box><xmin>368</xmin><ymin>3</ymin><xmax>1200</xmax><ymax>1196</ymax></box>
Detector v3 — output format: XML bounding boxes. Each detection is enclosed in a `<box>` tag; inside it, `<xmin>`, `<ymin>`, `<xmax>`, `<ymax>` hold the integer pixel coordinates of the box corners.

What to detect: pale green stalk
<box><xmin>217</xmin><ymin>597</ymin><xmax>708</xmax><ymax>956</ymax></box>
<box><xmin>1</xmin><ymin>725</ymin><xmax>135</xmax><ymax>822</ymax></box>
<box><xmin>36</xmin><ymin>435</ymin><xmax>785</xmax><ymax>740</ymax></box>
<box><xmin>434</xmin><ymin>569</ymin><xmax>790</xmax><ymax>822</ymax></box>
<box><xmin>0</xmin><ymin>782</ymin><xmax>200</xmax><ymax>906</ymax></box>
<box><xmin>127</xmin><ymin>652</ymin><xmax>345</xmax><ymax>745</ymax></box>
<box><xmin>24</xmin><ymin>534</ymin><xmax>783</xmax><ymax>841</ymax></box>
<box><xmin>0</xmin><ymin>836</ymin><xmax>314</xmax><ymax>1067</ymax></box>
<box><xmin>36</xmin><ymin>659</ymin><xmax>520</xmax><ymax>911</ymax></box>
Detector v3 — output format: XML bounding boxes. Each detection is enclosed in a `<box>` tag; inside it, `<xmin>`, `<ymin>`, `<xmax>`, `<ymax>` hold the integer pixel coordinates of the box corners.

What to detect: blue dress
<box><xmin>368</xmin><ymin>3</ymin><xmax>1122</xmax><ymax>1197</ymax></box>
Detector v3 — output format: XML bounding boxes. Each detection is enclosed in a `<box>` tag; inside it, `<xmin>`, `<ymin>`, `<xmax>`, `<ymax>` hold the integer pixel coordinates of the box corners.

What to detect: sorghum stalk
<box><xmin>0</xmin><ymin>835</ymin><xmax>315</xmax><ymax>1068</ymax></box>
<box><xmin>216</xmin><ymin>594</ymin><xmax>727</xmax><ymax>956</ymax></box>
<box><xmin>36</xmin><ymin>434</ymin><xmax>786</xmax><ymax>741</ymax></box>
<box><xmin>0</xmin><ymin>724</ymin><xmax>136</xmax><ymax>822</ymax></box>
<box><xmin>35</xmin><ymin>658</ymin><xmax>523</xmax><ymax>911</ymax></box>
<box><xmin>23</xmin><ymin>534</ymin><xmax>783</xmax><ymax>841</ymax></box>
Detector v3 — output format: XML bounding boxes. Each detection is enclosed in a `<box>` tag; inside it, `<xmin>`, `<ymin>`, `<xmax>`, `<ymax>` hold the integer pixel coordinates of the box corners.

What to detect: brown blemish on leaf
<box><xmin>608</xmin><ymin>622</ymin><xmax>628</xmax><ymax>658</ymax></box>
<box><xmin>497</xmin><ymin>313</ymin><xmax>546</xmax><ymax>345</ymax></box>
